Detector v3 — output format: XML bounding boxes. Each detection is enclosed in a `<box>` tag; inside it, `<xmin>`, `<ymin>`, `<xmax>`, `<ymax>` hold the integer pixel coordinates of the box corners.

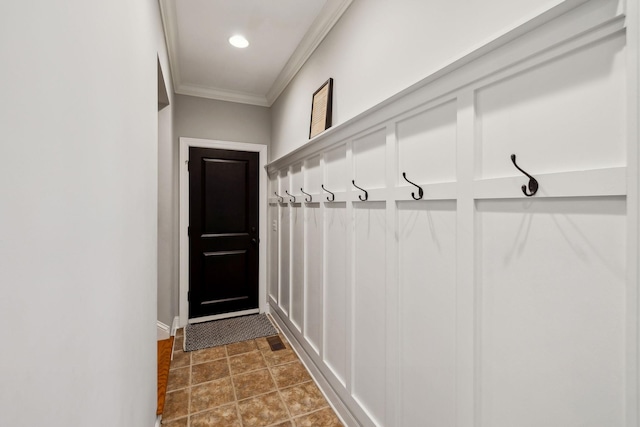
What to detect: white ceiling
<box><xmin>159</xmin><ymin>0</ymin><xmax>352</xmax><ymax>107</ymax></box>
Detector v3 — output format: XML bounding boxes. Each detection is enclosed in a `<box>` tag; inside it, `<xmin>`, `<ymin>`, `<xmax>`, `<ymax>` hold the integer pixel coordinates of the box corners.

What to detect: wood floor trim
<box><xmin>157</xmin><ymin>336</ymin><xmax>174</xmax><ymax>415</ymax></box>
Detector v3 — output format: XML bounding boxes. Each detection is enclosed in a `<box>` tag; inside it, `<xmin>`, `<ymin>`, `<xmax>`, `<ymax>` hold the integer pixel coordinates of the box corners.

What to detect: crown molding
<box><xmin>159</xmin><ymin>0</ymin><xmax>352</xmax><ymax>107</ymax></box>
<box><xmin>265</xmin><ymin>0</ymin><xmax>353</xmax><ymax>105</ymax></box>
<box><xmin>176</xmin><ymin>83</ymin><xmax>270</xmax><ymax>107</ymax></box>
<box><xmin>158</xmin><ymin>0</ymin><xmax>182</xmax><ymax>98</ymax></box>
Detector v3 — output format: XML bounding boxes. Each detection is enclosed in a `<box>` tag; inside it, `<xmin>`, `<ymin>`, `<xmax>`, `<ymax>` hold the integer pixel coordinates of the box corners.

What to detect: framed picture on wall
<box><xmin>309</xmin><ymin>78</ymin><xmax>333</xmax><ymax>139</ymax></box>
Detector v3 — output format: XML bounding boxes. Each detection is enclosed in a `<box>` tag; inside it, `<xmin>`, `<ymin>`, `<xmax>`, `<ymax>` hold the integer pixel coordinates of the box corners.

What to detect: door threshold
<box><xmin>188</xmin><ymin>308</ymin><xmax>260</xmax><ymax>324</ymax></box>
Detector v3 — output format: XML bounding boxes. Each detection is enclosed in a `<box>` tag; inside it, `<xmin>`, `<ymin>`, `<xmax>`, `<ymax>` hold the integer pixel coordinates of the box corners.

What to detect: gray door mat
<box><xmin>184</xmin><ymin>313</ymin><xmax>278</xmax><ymax>352</ymax></box>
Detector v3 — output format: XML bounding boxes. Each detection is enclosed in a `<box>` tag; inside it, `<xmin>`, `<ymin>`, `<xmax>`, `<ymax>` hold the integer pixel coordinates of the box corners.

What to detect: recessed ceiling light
<box><xmin>229</xmin><ymin>35</ymin><xmax>249</xmax><ymax>49</ymax></box>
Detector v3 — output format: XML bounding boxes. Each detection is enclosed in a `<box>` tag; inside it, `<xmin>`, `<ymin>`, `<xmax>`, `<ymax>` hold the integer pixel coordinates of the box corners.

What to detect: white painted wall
<box><xmin>0</xmin><ymin>1</ymin><xmax>165</xmax><ymax>426</ymax></box>
<box><xmin>158</xmin><ymin>92</ymin><xmax>175</xmax><ymax>327</ymax></box>
<box><xmin>158</xmin><ymin>18</ymin><xmax>177</xmax><ymax>328</ymax></box>
<box><xmin>160</xmin><ymin>95</ymin><xmax>272</xmax><ymax>324</ymax></box>
<box><xmin>270</xmin><ymin>0</ymin><xmax>585</xmax><ymax>159</ymax></box>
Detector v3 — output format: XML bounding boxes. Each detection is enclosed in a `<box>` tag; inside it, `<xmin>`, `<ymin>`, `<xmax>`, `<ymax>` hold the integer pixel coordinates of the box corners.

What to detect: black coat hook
<box><xmin>402</xmin><ymin>172</ymin><xmax>423</xmax><ymax>200</ymax></box>
<box><xmin>274</xmin><ymin>191</ymin><xmax>284</xmax><ymax>203</ymax></box>
<box><xmin>300</xmin><ymin>188</ymin><xmax>312</xmax><ymax>202</ymax></box>
<box><xmin>511</xmin><ymin>154</ymin><xmax>538</xmax><ymax>197</ymax></box>
<box><xmin>321</xmin><ymin>184</ymin><xmax>335</xmax><ymax>202</ymax></box>
<box><xmin>285</xmin><ymin>190</ymin><xmax>296</xmax><ymax>203</ymax></box>
<box><xmin>352</xmin><ymin>180</ymin><xmax>368</xmax><ymax>201</ymax></box>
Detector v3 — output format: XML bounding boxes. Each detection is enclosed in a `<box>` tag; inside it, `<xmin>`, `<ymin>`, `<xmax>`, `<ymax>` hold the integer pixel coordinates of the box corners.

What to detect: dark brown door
<box><xmin>189</xmin><ymin>147</ymin><xmax>259</xmax><ymax>319</ymax></box>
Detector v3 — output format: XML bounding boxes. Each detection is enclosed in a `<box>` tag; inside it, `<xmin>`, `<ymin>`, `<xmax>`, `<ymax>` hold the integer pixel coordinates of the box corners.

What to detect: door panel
<box><xmin>189</xmin><ymin>147</ymin><xmax>259</xmax><ymax>319</ymax></box>
<box><xmin>203</xmin><ymin>159</ymin><xmax>247</xmax><ymax>233</ymax></box>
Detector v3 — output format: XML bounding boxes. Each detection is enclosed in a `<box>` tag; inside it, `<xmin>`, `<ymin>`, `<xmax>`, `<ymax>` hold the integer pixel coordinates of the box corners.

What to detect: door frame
<box><xmin>179</xmin><ymin>137</ymin><xmax>268</xmax><ymax>326</ymax></box>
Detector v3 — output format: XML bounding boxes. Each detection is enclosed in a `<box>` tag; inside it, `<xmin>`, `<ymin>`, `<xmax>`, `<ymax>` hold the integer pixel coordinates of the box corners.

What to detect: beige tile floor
<box><xmin>162</xmin><ymin>328</ymin><xmax>344</xmax><ymax>427</ymax></box>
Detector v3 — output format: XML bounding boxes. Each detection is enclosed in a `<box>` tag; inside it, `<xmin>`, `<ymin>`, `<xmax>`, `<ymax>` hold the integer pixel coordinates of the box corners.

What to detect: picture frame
<box><xmin>309</xmin><ymin>78</ymin><xmax>333</xmax><ymax>139</ymax></box>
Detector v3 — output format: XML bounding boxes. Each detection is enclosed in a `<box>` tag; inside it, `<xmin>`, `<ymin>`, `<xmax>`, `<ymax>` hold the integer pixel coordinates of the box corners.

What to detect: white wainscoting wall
<box><xmin>266</xmin><ymin>1</ymin><xmax>639</xmax><ymax>426</ymax></box>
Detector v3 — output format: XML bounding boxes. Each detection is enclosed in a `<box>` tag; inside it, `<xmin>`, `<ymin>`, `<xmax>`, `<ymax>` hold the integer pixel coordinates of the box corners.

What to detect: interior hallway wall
<box><xmin>157</xmin><ymin>17</ymin><xmax>176</xmax><ymax>329</ymax></box>
<box><xmin>266</xmin><ymin>1</ymin><xmax>633</xmax><ymax>426</ymax></box>
<box><xmin>163</xmin><ymin>94</ymin><xmax>272</xmax><ymax>324</ymax></box>
<box><xmin>175</xmin><ymin>94</ymin><xmax>271</xmax><ymax>147</ymax></box>
<box><xmin>157</xmin><ymin>82</ymin><xmax>175</xmax><ymax>327</ymax></box>
<box><xmin>270</xmin><ymin>0</ymin><xmax>575</xmax><ymax>159</ymax></box>
<box><xmin>0</xmin><ymin>1</ymin><xmax>168</xmax><ymax>426</ymax></box>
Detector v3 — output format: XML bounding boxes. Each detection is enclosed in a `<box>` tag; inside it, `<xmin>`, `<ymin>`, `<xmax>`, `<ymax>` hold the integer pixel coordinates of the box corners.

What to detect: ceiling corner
<box><xmin>159</xmin><ymin>0</ymin><xmax>352</xmax><ymax>107</ymax></box>
<box><xmin>176</xmin><ymin>83</ymin><xmax>270</xmax><ymax>107</ymax></box>
<box><xmin>159</xmin><ymin>0</ymin><xmax>182</xmax><ymax>96</ymax></box>
<box><xmin>265</xmin><ymin>0</ymin><xmax>353</xmax><ymax>106</ymax></box>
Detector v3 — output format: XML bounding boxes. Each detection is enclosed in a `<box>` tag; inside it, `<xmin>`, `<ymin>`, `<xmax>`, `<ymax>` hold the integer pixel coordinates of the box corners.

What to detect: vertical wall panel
<box><xmin>397</xmin><ymin>200</ymin><xmax>457</xmax><ymax>427</ymax></box>
<box><xmin>325</xmin><ymin>145</ymin><xmax>347</xmax><ymax>191</ymax></box>
<box><xmin>306</xmin><ymin>156</ymin><xmax>322</xmax><ymax>194</ymax></box>
<box><xmin>291</xmin><ymin>163</ymin><xmax>303</xmax><ymax>196</ymax></box>
<box><xmin>305</xmin><ymin>203</ymin><xmax>323</xmax><ymax>353</ymax></box>
<box><xmin>279</xmin><ymin>169</ymin><xmax>290</xmax><ymax>195</ymax></box>
<box><xmin>305</xmin><ymin>156</ymin><xmax>323</xmax><ymax>351</ymax></box>
<box><xmin>279</xmin><ymin>205</ymin><xmax>291</xmax><ymax>315</ymax></box>
<box><xmin>324</xmin><ymin>202</ymin><xmax>348</xmax><ymax>384</ymax></box>
<box><xmin>291</xmin><ymin>203</ymin><xmax>304</xmax><ymax>331</ymax></box>
<box><xmin>476</xmin><ymin>33</ymin><xmax>626</xmax><ymax>179</ymax></box>
<box><xmin>353</xmin><ymin>202</ymin><xmax>387</xmax><ymax>425</ymax></box>
<box><xmin>279</xmin><ymin>172</ymin><xmax>290</xmax><ymax>314</ymax></box>
<box><xmin>268</xmin><ymin>202</ymin><xmax>278</xmax><ymax>301</ymax></box>
<box><xmin>478</xmin><ymin>197</ymin><xmax>626</xmax><ymax>427</ymax></box>
<box><xmin>397</xmin><ymin>100</ymin><xmax>457</xmax><ymax>184</ymax></box>
<box><xmin>290</xmin><ymin>165</ymin><xmax>304</xmax><ymax>330</ymax></box>
<box><xmin>354</xmin><ymin>129</ymin><xmax>386</xmax><ymax>189</ymax></box>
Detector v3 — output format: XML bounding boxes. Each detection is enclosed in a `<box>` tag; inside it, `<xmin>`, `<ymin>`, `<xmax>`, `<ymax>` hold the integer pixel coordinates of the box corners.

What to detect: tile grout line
<box><xmin>291</xmin><ymin>402</ymin><xmax>335</xmax><ymax>423</ymax></box>
<box><xmin>264</xmin><ymin>344</ymin><xmax>295</xmax><ymax>426</ymax></box>
<box><xmin>225</xmin><ymin>339</ymin><xmax>262</xmax><ymax>427</ymax></box>
<box><xmin>226</xmin><ymin>345</ymin><xmax>245</xmax><ymax>427</ymax></box>
<box><xmin>277</xmin><ymin>379</ymin><xmax>334</xmax><ymax>425</ymax></box>
<box><xmin>239</xmin><ymin>340</ymin><xmax>284</xmax><ymax>426</ymax></box>
<box><xmin>263</xmin><ymin>335</ymin><xmax>333</xmax><ymax>425</ymax></box>
<box><xmin>201</xmin><ymin>378</ymin><xmax>314</xmax><ymax>409</ymax></box>
<box><xmin>187</xmin><ymin>342</ymin><xmax>192</xmax><ymax>427</ymax></box>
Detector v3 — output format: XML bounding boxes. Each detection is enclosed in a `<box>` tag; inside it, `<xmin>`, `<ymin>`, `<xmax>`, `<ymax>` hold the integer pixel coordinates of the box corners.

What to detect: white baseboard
<box><xmin>156</xmin><ymin>321</ymin><xmax>171</xmax><ymax>340</ymax></box>
<box><xmin>171</xmin><ymin>316</ymin><xmax>180</xmax><ymax>336</ymax></box>
<box><xmin>268</xmin><ymin>306</ymin><xmax>360</xmax><ymax>427</ymax></box>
